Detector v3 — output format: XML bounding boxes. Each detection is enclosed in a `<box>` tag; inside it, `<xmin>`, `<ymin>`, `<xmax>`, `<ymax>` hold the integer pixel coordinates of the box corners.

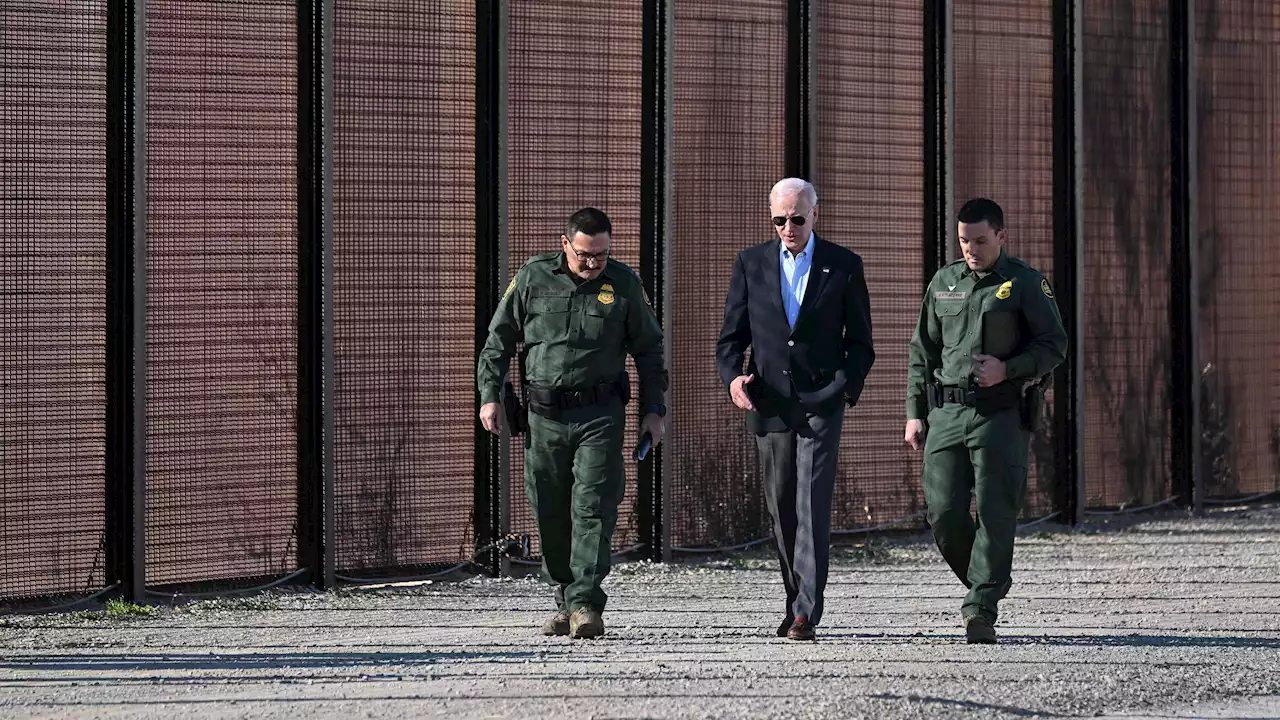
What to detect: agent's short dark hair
<box><xmin>957</xmin><ymin>198</ymin><xmax>1005</xmax><ymax>233</ymax></box>
<box><xmin>565</xmin><ymin>207</ymin><xmax>612</xmax><ymax>239</ymax></box>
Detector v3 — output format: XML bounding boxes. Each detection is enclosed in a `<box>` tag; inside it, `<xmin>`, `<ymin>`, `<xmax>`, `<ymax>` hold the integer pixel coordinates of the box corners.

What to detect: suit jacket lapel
<box><xmin>763</xmin><ymin>241</ymin><xmax>786</xmax><ymax>322</ymax></box>
<box><xmin>793</xmin><ymin>235</ymin><xmax>829</xmax><ymax>332</ymax></box>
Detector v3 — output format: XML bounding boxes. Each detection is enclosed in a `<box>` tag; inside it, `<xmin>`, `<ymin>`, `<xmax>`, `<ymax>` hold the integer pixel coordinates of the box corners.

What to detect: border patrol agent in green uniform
<box><xmin>905</xmin><ymin>198</ymin><xmax>1067</xmax><ymax>644</ymax></box>
<box><xmin>477</xmin><ymin>207</ymin><xmax>668</xmax><ymax>640</ymax></box>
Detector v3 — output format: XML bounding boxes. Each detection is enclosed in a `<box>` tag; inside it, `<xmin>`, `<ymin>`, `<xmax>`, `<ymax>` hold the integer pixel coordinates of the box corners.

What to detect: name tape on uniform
<box><xmin>935</xmin><ymin>291</ymin><xmax>966</xmax><ymax>301</ymax></box>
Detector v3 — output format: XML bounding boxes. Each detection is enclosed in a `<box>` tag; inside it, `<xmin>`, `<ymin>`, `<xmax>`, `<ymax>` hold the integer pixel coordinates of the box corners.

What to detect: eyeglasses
<box><xmin>568</xmin><ymin>245</ymin><xmax>610</xmax><ymax>263</ymax></box>
<box><xmin>771</xmin><ymin>214</ymin><xmax>807</xmax><ymax>227</ymax></box>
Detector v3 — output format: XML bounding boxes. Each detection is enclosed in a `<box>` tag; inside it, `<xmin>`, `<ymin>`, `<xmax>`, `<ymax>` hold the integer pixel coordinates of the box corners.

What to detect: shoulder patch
<box><xmin>626</xmin><ymin>268</ymin><xmax>652</xmax><ymax>305</ymax></box>
<box><xmin>619</xmin><ymin>260</ymin><xmax>650</xmax><ymax>302</ymax></box>
<box><xmin>630</xmin><ymin>268</ymin><xmax>652</xmax><ymax>304</ymax></box>
<box><xmin>1040</xmin><ymin>277</ymin><xmax>1054</xmax><ymax>299</ymax></box>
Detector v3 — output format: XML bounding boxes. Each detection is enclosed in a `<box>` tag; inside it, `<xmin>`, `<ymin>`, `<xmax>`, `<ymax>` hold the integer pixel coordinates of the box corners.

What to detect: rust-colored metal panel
<box><xmin>1081</xmin><ymin>0</ymin><xmax>1172</xmax><ymax>507</ymax></box>
<box><xmin>330</xmin><ymin>1</ymin><xmax>477</xmax><ymax>572</ymax></box>
<box><xmin>0</xmin><ymin>0</ymin><xmax>108</xmax><ymax>600</ymax></box>
<box><xmin>1196</xmin><ymin>0</ymin><xmax>1280</xmax><ymax>498</ymax></box>
<box><xmin>144</xmin><ymin>0</ymin><xmax>299</xmax><ymax>585</ymax></box>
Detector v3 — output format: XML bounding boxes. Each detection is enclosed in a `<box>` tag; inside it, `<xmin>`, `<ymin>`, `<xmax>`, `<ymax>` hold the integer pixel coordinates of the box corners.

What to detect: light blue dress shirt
<box><xmin>780</xmin><ymin>232</ymin><xmax>815</xmax><ymax>329</ymax></box>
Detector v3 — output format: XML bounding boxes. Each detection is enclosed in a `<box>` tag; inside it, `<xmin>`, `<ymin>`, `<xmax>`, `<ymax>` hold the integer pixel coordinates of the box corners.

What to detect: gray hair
<box><xmin>769</xmin><ymin>177</ymin><xmax>818</xmax><ymax>208</ymax></box>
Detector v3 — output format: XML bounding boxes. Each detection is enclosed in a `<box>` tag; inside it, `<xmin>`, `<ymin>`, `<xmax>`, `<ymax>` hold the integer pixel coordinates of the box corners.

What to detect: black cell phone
<box><xmin>632</xmin><ymin>431</ymin><xmax>653</xmax><ymax>462</ymax></box>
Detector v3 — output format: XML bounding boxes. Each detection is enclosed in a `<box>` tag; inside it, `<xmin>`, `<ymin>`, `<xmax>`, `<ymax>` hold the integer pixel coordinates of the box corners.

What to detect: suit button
<box><xmin>783</xmin><ymin>370</ymin><xmax>791</xmax><ymax>376</ymax></box>
<box><xmin>787</xmin><ymin>340</ymin><xmax>794</xmax><ymax>347</ymax></box>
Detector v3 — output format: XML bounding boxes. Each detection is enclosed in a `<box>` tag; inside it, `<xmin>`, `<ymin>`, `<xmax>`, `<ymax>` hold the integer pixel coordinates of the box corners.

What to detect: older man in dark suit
<box><xmin>716</xmin><ymin>177</ymin><xmax>875</xmax><ymax>641</ymax></box>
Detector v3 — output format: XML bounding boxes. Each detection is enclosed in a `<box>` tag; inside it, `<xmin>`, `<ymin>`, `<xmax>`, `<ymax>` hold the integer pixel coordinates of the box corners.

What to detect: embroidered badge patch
<box><xmin>1041</xmin><ymin>277</ymin><xmax>1054</xmax><ymax>299</ymax></box>
<box><xmin>597</xmin><ymin>283</ymin><xmax>615</xmax><ymax>305</ymax></box>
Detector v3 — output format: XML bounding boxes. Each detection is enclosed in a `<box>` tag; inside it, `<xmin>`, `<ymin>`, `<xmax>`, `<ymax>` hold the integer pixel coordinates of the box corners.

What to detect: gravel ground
<box><xmin>1</xmin><ymin>504</ymin><xmax>1278</xmax><ymax>719</ymax></box>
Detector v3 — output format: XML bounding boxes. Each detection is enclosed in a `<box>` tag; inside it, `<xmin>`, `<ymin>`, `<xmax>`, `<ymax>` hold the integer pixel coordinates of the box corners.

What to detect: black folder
<box><xmin>981</xmin><ymin>311</ymin><xmax>1021</xmax><ymax>360</ymax></box>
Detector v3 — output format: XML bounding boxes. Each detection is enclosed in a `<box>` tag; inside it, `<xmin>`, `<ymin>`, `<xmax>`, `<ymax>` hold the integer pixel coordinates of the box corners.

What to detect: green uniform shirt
<box><xmin>477</xmin><ymin>252</ymin><xmax>668</xmax><ymax>410</ymax></box>
<box><xmin>906</xmin><ymin>250</ymin><xmax>1067</xmax><ymax>420</ymax></box>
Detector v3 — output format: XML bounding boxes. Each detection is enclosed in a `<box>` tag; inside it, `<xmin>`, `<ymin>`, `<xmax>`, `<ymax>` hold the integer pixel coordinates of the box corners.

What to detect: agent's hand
<box><xmin>641</xmin><ymin>413</ymin><xmax>665</xmax><ymax>447</ymax></box>
<box><xmin>730</xmin><ymin>374</ymin><xmax>756</xmax><ymax>412</ymax></box>
<box><xmin>904</xmin><ymin>419</ymin><xmax>926</xmax><ymax>452</ymax></box>
<box><xmin>972</xmin><ymin>354</ymin><xmax>1007</xmax><ymax>388</ymax></box>
<box><xmin>479</xmin><ymin>402</ymin><xmax>502</xmax><ymax>435</ymax></box>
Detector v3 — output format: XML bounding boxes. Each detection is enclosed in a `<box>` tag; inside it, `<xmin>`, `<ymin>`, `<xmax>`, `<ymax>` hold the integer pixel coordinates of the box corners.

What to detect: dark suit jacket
<box><xmin>716</xmin><ymin>235</ymin><xmax>875</xmax><ymax>433</ymax></box>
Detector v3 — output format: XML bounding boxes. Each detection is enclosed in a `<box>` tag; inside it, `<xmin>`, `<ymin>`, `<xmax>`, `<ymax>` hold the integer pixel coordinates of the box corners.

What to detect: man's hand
<box><xmin>972</xmin><ymin>354</ymin><xmax>1007</xmax><ymax>388</ymax></box>
<box><xmin>904</xmin><ymin>419</ymin><xmax>926</xmax><ymax>452</ymax></box>
<box><xmin>641</xmin><ymin>413</ymin><xmax>665</xmax><ymax>447</ymax></box>
<box><xmin>479</xmin><ymin>402</ymin><xmax>503</xmax><ymax>435</ymax></box>
<box><xmin>730</xmin><ymin>374</ymin><xmax>756</xmax><ymax>412</ymax></box>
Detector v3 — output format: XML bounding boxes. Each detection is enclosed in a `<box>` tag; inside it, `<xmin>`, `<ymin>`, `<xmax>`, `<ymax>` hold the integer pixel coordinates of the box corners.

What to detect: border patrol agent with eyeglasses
<box><xmin>477</xmin><ymin>207</ymin><xmax>667</xmax><ymax>640</ymax></box>
<box><xmin>904</xmin><ymin>198</ymin><xmax>1067</xmax><ymax>644</ymax></box>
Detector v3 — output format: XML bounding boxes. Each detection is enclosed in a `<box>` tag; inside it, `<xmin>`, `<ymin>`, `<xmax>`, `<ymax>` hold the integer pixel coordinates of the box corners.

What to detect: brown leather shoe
<box><xmin>569</xmin><ymin>607</ymin><xmax>605</xmax><ymax>639</ymax></box>
<box><xmin>786</xmin><ymin>616</ymin><xmax>815</xmax><ymax>641</ymax></box>
<box><xmin>541</xmin><ymin>611</ymin><xmax>570</xmax><ymax>636</ymax></box>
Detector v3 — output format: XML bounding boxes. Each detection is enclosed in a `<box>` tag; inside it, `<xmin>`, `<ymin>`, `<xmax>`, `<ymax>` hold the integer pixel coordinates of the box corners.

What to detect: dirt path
<box><xmin>2</xmin><ymin>505</ymin><xmax>1278</xmax><ymax>719</ymax></box>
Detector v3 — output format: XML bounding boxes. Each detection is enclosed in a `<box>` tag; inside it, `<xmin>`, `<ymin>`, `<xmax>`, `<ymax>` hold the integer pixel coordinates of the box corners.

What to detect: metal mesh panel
<box><xmin>666</xmin><ymin>0</ymin><xmax>786</xmax><ymax>549</ymax></box>
<box><xmin>144</xmin><ymin>0</ymin><xmax>299</xmax><ymax>585</ymax></box>
<box><xmin>505</xmin><ymin>0</ymin><xmax>644</xmax><ymax>556</ymax></box>
<box><xmin>1196</xmin><ymin>0</ymin><xmax>1280</xmax><ymax>498</ymax></box>
<box><xmin>0</xmin><ymin>1</ymin><xmax>108</xmax><ymax>600</ymax></box>
<box><xmin>953</xmin><ymin>0</ymin><xmax>1058</xmax><ymax>518</ymax></box>
<box><xmin>815</xmin><ymin>0</ymin><xmax>926</xmax><ymax>532</ymax></box>
<box><xmin>1081</xmin><ymin>0</ymin><xmax>1171</xmax><ymax>507</ymax></box>
<box><xmin>330</xmin><ymin>2</ymin><xmax>477</xmax><ymax>573</ymax></box>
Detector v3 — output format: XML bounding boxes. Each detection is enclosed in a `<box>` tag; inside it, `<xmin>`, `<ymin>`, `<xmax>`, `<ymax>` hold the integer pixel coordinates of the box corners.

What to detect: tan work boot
<box><xmin>568</xmin><ymin>607</ymin><xmax>605</xmax><ymax>639</ymax></box>
<box><xmin>541</xmin><ymin>611</ymin><xmax>570</xmax><ymax>637</ymax></box>
<box><xmin>964</xmin><ymin>614</ymin><xmax>997</xmax><ymax>644</ymax></box>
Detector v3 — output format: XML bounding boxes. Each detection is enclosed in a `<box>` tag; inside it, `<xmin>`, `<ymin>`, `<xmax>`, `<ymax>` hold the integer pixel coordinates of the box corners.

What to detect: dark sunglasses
<box><xmin>771</xmin><ymin>214</ymin><xmax>807</xmax><ymax>227</ymax></box>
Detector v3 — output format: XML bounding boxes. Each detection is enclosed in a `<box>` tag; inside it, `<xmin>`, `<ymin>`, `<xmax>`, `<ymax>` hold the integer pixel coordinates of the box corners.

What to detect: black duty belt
<box><xmin>937</xmin><ymin>383</ymin><xmax>1020</xmax><ymax>414</ymax></box>
<box><xmin>940</xmin><ymin>385</ymin><xmax>977</xmax><ymax>406</ymax></box>
<box><xmin>526</xmin><ymin>382</ymin><xmax>618</xmax><ymax>410</ymax></box>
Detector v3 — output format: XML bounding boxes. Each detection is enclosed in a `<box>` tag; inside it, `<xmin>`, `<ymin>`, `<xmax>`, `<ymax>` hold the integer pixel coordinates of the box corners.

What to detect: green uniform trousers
<box><xmin>922</xmin><ymin>403</ymin><xmax>1029</xmax><ymax>622</ymax></box>
<box><xmin>524</xmin><ymin>399</ymin><xmax>626</xmax><ymax>614</ymax></box>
